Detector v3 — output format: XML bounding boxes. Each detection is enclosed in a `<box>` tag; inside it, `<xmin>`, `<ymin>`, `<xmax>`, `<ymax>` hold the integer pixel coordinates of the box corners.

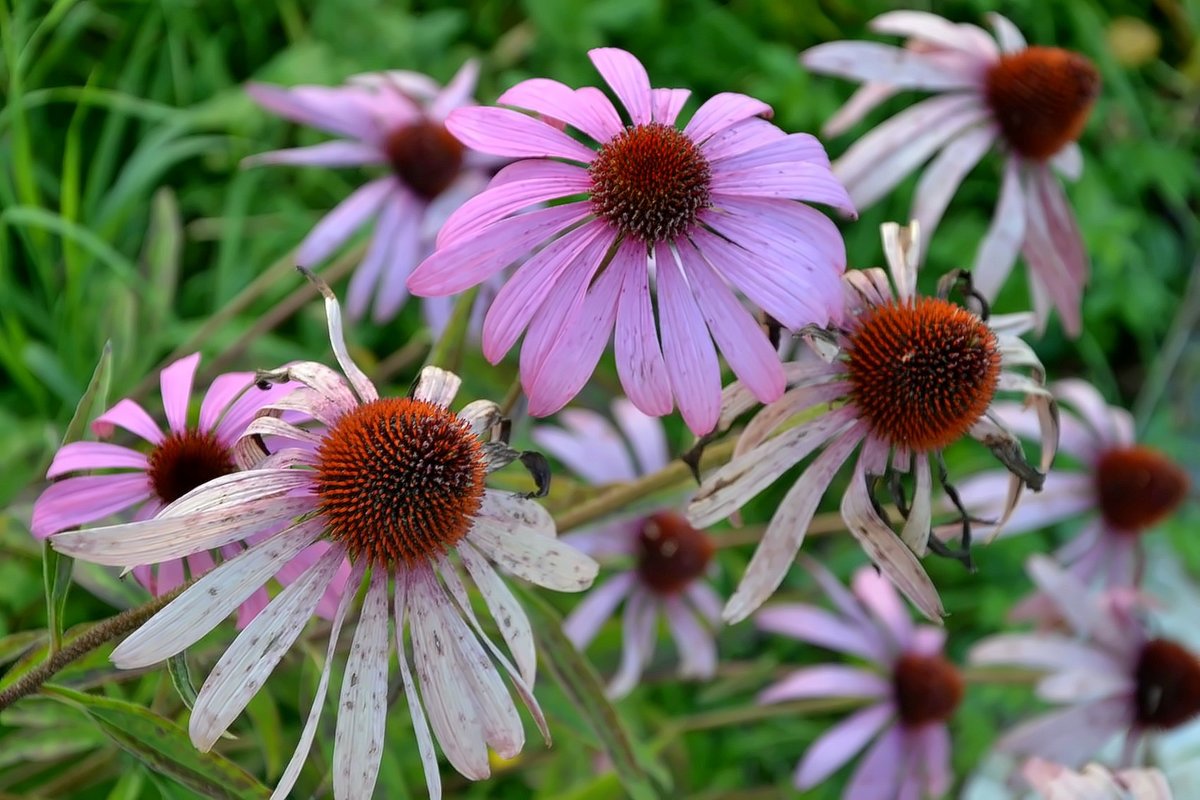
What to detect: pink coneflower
<box><xmin>803</xmin><ymin>11</ymin><xmax>1100</xmax><ymax>335</ymax></box>
<box><xmin>533</xmin><ymin>400</ymin><xmax>723</xmax><ymax>697</ymax></box>
<box><xmin>247</xmin><ymin>61</ymin><xmax>502</xmax><ymax>328</ymax></box>
<box><xmin>688</xmin><ymin>221</ymin><xmax>1057</xmax><ymax>623</ymax></box>
<box><xmin>952</xmin><ymin>379</ymin><xmax>1189</xmax><ymax>589</ymax></box>
<box><xmin>51</xmin><ymin>276</ymin><xmax>599</xmax><ymax>800</ymax></box>
<box><xmin>758</xmin><ymin>559</ymin><xmax>962</xmax><ymax>798</ymax></box>
<box><xmin>28</xmin><ymin>354</ymin><xmax>333</xmax><ymax>626</ymax></box>
<box><xmin>1022</xmin><ymin>758</ymin><xmax>1174</xmax><ymax>799</ymax></box>
<box><xmin>970</xmin><ymin>556</ymin><xmax>1200</xmax><ymax>767</ymax></box>
<box><xmin>407</xmin><ymin>47</ymin><xmax>854</xmax><ymax>435</ymax></box>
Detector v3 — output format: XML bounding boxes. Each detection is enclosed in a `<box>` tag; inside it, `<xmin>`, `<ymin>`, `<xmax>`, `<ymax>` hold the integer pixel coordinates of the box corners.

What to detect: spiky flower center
<box><xmin>588</xmin><ymin>123</ymin><xmax>711</xmax><ymax>243</ymax></box>
<box><xmin>147</xmin><ymin>430</ymin><xmax>236</xmax><ymax>505</ymax></box>
<box><xmin>1095</xmin><ymin>446</ymin><xmax>1189</xmax><ymax>534</ymax></box>
<box><xmin>636</xmin><ymin>512</ymin><xmax>714</xmax><ymax>595</ymax></box>
<box><xmin>1134</xmin><ymin>638</ymin><xmax>1200</xmax><ymax>730</ymax></box>
<box><xmin>315</xmin><ymin>397</ymin><xmax>487</xmax><ymax>566</ymax></box>
<box><xmin>384</xmin><ymin>120</ymin><xmax>465</xmax><ymax>200</ymax></box>
<box><xmin>844</xmin><ymin>297</ymin><xmax>1002</xmax><ymax>452</ymax></box>
<box><xmin>892</xmin><ymin>652</ymin><xmax>964</xmax><ymax>728</ymax></box>
<box><xmin>984</xmin><ymin>46</ymin><xmax>1101</xmax><ymax>162</ymax></box>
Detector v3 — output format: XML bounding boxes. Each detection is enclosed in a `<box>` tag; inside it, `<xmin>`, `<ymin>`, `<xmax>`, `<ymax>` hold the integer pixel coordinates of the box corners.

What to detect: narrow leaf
<box><xmin>167</xmin><ymin>653</ymin><xmax>198</xmax><ymax>710</ymax></box>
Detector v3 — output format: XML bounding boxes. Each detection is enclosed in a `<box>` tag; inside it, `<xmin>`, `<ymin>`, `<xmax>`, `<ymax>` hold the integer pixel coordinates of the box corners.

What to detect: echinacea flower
<box><xmin>51</xmin><ymin>275</ymin><xmax>599</xmax><ymax>800</ymax></box>
<box><xmin>247</xmin><ymin>61</ymin><xmax>502</xmax><ymax>328</ymax></box>
<box><xmin>1022</xmin><ymin>758</ymin><xmax>1173</xmax><ymax>800</ymax></box>
<box><xmin>952</xmin><ymin>379</ymin><xmax>1189</xmax><ymax>589</ymax></box>
<box><xmin>29</xmin><ymin>353</ymin><xmax>332</xmax><ymax>627</ymax></box>
<box><xmin>758</xmin><ymin>559</ymin><xmax>962</xmax><ymax>798</ymax></box>
<box><xmin>533</xmin><ymin>399</ymin><xmax>722</xmax><ymax>697</ymax></box>
<box><xmin>688</xmin><ymin>221</ymin><xmax>1057</xmax><ymax>623</ymax></box>
<box><xmin>407</xmin><ymin>47</ymin><xmax>854</xmax><ymax>435</ymax></box>
<box><xmin>970</xmin><ymin>556</ymin><xmax>1200</xmax><ymax>767</ymax></box>
<box><xmin>803</xmin><ymin>11</ymin><xmax>1100</xmax><ymax>334</ymax></box>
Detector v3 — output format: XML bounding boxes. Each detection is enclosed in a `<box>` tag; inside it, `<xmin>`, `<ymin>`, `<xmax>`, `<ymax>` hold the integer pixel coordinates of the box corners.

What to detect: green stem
<box><xmin>1133</xmin><ymin>253</ymin><xmax>1200</xmax><ymax>433</ymax></box>
<box><xmin>424</xmin><ymin>286</ymin><xmax>479</xmax><ymax>373</ymax></box>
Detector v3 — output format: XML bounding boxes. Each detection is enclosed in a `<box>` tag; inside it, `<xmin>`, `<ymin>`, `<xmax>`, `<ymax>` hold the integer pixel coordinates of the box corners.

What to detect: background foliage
<box><xmin>1</xmin><ymin>0</ymin><xmax>1198</xmax><ymax>797</ymax></box>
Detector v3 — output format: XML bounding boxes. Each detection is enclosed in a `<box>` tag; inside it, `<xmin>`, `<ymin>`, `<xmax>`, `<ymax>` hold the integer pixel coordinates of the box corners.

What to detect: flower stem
<box><xmin>0</xmin><ymin>585</ymin><xmax>185</xmax><ymax>712</ymax></box>
<box><xmin>424</xmin><ymin>286</ymin><xmax>479</xmax><ymax>373</ymax></box>
<box><xmin>554</xmin><ymin>435</ymin><xmax>739</xmax><ymax>534</ymax></box>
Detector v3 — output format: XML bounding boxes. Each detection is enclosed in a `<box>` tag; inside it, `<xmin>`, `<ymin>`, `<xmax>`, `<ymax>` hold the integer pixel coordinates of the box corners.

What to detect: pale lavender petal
<box><xmin>31</xmin><ymin>473</ymin><xmax>152</xmax><ymax>537</ymax></box>
<box><xmin>613</xmin><ymin>241</ymin><xmax>672</xmax><ymax>416</ymax></box>
<box><xmin>158</xmin><ymin>353</ymin><xmax>200</xmax><ymax>434</ymax></box>
<box><xmin>686</xmin><ymin>582</ymin><xmax>723</xmax><ymax>627</ymax></box>
<box><xmin>296</xmin><ymin>178</ymin><xmax>393</xmax><ymax>266</ymax></box>
<box><xmin>245</xmin><ymin>82</ymin><xmax>378</xmax><ymax>141</ymax></box>
<box><xmin>973</xmin><ymin>155</ymin><xmax>1027</xmax><ymax>300</ymax></box>
<box><xmin>497</xmin><ymin>78</ymin><xmax>623</xmax><ymax>142</ymax></box>
<box><xmin>392</xmin><ymin>573</ymin><xmax>442</xmax><ymax>800</ymax></box>
<box><xmin>663</xmin><ymin>597</ymin><xmax>716</xmax><ymax>679</ymax></box>
<box><xmin>709</xmin><ymin>161</ymin><xmax>855</xmax><ymax>212</ymax></box>
<box><xmin>803</xmin><ymin>41</ymin><xmax>985</xmax><ymax>89</ymax></box>
<box><xmin>1054</xmin><ymin>378</ymin><xmax>1125</xmax><ymax>447</ymax></box>
<box><xmin>589</xmin><ymin>48</ymin><xmax>653</xmax><ymax>125</ymax></box>
<box><xmin>446</xmin><ymin>106</ymin><xmax>597</xmax><ymax>162</ymax></box>
<box><xmin>699</xmin><ymin>117</ymin><xmax>786</xmax><ymax>162</ymax></box>
<box><xmin>800</xmin><ymin>554</ymin><xmax>880</xmax><ymax>637</ymax></box>
<box><xmin>245</xmin><ymin>140</ymin><xmax>383</xmax><ymax>168</ymax></box>
<box><xmin>346</xmin><ymin>190</ymin><xmax>409</xmax><ymax>320</ymax></box>
<box><xmin>1022</xmin><ymin>165</ymin><xmax>1089</xmax><ymax>336</ymax></box>
<box><xmin>409</xmin><ymin>202</ymin><xmax>593</xmax><ymax>296</ymax></box>
<box><xmin>917</xmin><ymin>724</ymin><xmax>952</xmax><ymax>797</ymax></box>
<box><xmin>613</xmin><ymin>397</ymin><xmax>669</xmax><ymax>475</ymax></box>
<box><xmin>844</xmin><ymin>723</ymin><xmax>905</xmax><ymax>797</ymax></box>
<box><xmin>657</xmin><ymin>243</ymin><xmax>721</xmax><ymax>435</ymax></box>
<box><xmin>457</xmin><ymin>541</ymin><xmax>538</xmax><ymax>685</ymax></box>
<box><xmin>955</xmin><ymin>470</ymin><xmax>1094</xmax><ymax>537</ymax></box>
<box><xmin>430</xmin><ymin>59</ymin><xmax>479</xmax><ymax>120</ymax></box>
<box><xmin>760</xmin><ymin>665</ymin><xmax>889</xmax><ymax>704</ymax></box>
<box><xmin>45</xmin><ymin>441</ymin><xmax>149</xmax><ymax>479</ymax></box>
<box><xmin>996</xmin><ymin>698</ymin><xmax>1131</xmax><ymax>766</ymax></box>
<box><xmin>912</xmin><ymin>125</ymin><xmax>995</xmax><ymax>244</ymax></box>
<box><xmin>539</xmin><ymin>407</ymin><xmax>638</xmax><ymax>484</ymax></box>
<box><xmin>92</xmin><ymin>398</ymin><xmax>164</xmax><ymax>444</ymax></box>
<box><xmin>333</xmin><ymin>567</ymin><xmax>389</xmax><ymax>800</ymax></box>
<box><xmin>870</xmin><ymin>11</ymin><xmax>1000</xmax><ymax>59</ymax></box>
<box><xmin>969</xmin><ymin>633</ymin><xmax>1124</xmax><ymax>675</ymax></box>
<box><xmin>909</xmin><ymin>626</ymin><xmax>948</xmax><ymax>658</ymax></box>
<box><xmin>467</xmin><ymin>515</ymin><xmax>598</xmax><ymax>592</ymax></box>
<box><xmin>853</xmin><ymin>568</ymin><xmax>916</xmax><ymax>652</ymax></box>
<box><xmin>756</xmin><ymin>603</ymin><xmax>885</xmax><ymax>662</ymax></box>
<box><xmin>987</xmin><ymin>13</ymin><xmax>1027</xmax><ymax>53</ymax></box>
<box><xmin>607</xmin><ymin>588</ymin><xmax>657</xmax><ymax>698</ymax></box>
<box><xmin>795</xmin><ymin>704</ymin><xmax>894</xmax><ymax>789</ymax></box>
<box><xmin>1027</xmin><ymin>557</ymin><xmax>1127</xmax><ymax>651</ymax></box>
<box><xmin>563</xmin><ymin>572</ymin><xmax>636</xmax><ymax>649</ymax></box>
<box><xmin>684</xmin><ymin>92</ymin><xmax>773</xmax><ymax>146</ymax></box>
<box><xmin>1037</xmin><ymin>668</ymin><xmax>1134</xmax><ymax>704</ymax></box>
<box><xmin>1052</xmin><ymin>142</ymin><xmax>1084</xmax><ymax>181</ymax></box>
<box><xmin>824</xmin><ymin>82</ymin><xmax>899</xmax><ymax>138</ymax></box>
<box><xmin>650</xmin><ymin>88</ymin><xmax>690</xmax><ymax>126</ymax></box>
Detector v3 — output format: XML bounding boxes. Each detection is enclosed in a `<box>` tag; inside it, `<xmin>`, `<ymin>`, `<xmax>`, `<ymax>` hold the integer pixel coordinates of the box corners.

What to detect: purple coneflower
<box><xmin>952</xmin><ymin>379</ymin><xmax>1189</xmax><ymax>589</ymax></box>
<box><xmin>1022</xmin><ymin>758</ymin><xmax>1173</xmax><ymax>799</ymax></box>
<box><xmin>533</xmin><ymin>400</ymin><xmax>723</xmax><ymax>697</ymax></box>
<box><xmin>688</xmin><ymin>221</ymin><xmax>1057</xmax><ymax>623</ymax></box>
<box><xmin>51</xmin><ymin>276</ymin><xmax>598</xmax><ymax>800</ymax></box>
<box><xmin>407</xmin><ymin>47</ymin><xmax>853</xmax><ymax>435</ymax></box>
<box><xmin>803</xmin><ymin>11</ymin><xmax>1100</xmax><ymax>334</ymax></box>
<box><xmin>247</xmin><ymin>61</ymin><xmax>502</xmax><ymax>328</ymax></box>
<box><xmin>758</xmin><ymin>559</ymin><xmax>962</xmax><ymax>798</ymax></box>
<box><xmin>29</xmin><ymin>354</ymin><xmax>333</xmax><ymax>626</ymax></box>
<box><xmin>970</xmin><ymin>556</ymin><xmax>1200</xmax><ymax>767</ymax></box>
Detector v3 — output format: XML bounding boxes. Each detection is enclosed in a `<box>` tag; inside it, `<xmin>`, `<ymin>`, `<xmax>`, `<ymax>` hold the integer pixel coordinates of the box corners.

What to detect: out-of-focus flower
<box><xmin>247</xmin><ymin>61</ymin><xmax>502</xmax><ymax>329</ymax></box>
<box><xmin>951</xmin><ymin>379</ymin><xmax>1189</xmax><ymax>590</ymax></box>
<box><xmin>51</xmin><ymin>276</ymin><xmax>598</xmax><ymax>800</ymax></box>
<box><xmin>29</xmin><ymin>353</ymin><xmax>335</xmax><ymax>627</ymax></box>
<box><xmin>408</xmin><ymin>47</ymin><xmax>853</xmax><ymax>435</ymax></box>
<box><xmin>534</xmin><ymin>400</ymin><xmax>723</xmax><ymax>697</ymax></box>
<box><xmin>1022</xmin><ymin>758</ymin><xmax>1173</xmax><ymax>799</ymax></box>
<box><xmin>688</xmin><ymin>221</ymin><xmax>1057</xmax><ymax>623</ymax></box>
<box><xmin>803</xmin><ymin>11</ymin><xmax>1101</xmax><ymax>335</ymax></box>
<box><xmin>970</xmin><ymin>556</ymin><xmax>1200</xmax><ymax>767</ymax></box>
<box><xmin>758</xmin><ymin>559</ymin><xmax>962</xmax><ymax>798</ymax></box>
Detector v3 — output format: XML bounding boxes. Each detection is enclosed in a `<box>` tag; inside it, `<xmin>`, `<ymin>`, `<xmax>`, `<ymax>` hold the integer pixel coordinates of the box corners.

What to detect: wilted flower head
<box><xmin>803</xmin><ymin>11</ymin><xmax>1101</xmax><ymax>334</ymax></box>
<box><xmin>689</xmin><ymin>221</ymin><xmax>1057</xmax><ymax>623</ymax></box>
<box><xmin>1022</xmin><ymin>758</ymin><xmax>1174</xmax><ymax>799</ymax></box>
<box><xmin>247</xmin><ymin>61</ymin><xmax>501</xmax><ymax>329</ymax></box>
<box><xmin>52</xmin><ymin>274</ymin><xmax>598</xmax><ymax>800</ymax></box>
<box><xmin>758</xmin><ymin>559</ymin><xmax>962</xmax><ymax>798</ymax></box>
<box><xmin>407</xmin><ymin>47</ymin><xmax>854</xmax><ymax>435</ymax></box>
<box><xmin>29</xmin><ymin>353</ymin><xmax>337</xmax><ymax>627</ymax></box>
<box><xmin>951</xmin><ymin>379</ymin><xmax>1189</xmax><ymax>591</ymax></box>
<box><xmin>534</xmin><ymin>400</ymin><xmax>723</xmax><ymax>697</ymax></box>
<box><xmin>970</xmin><ymin>556</ymin><xmax>1200</xmax><ymax>767</ymax></box>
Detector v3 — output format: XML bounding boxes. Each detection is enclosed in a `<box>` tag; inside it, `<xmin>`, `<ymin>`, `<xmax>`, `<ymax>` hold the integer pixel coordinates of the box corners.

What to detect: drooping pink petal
<box><xmin>973</xmin><ymin>156</ymin><xmax>1027</xmax><ymax>300</ymax></box>
<box><xmin>699</xmin><ymin>117</ymin><xmax>786</xmax><ymax>162</ymax></box>
<box><xmin>31</xmin><ymin>473</ymin><xmax>152</xmax><ymax>538</ymax></box>
<box><xmin>995</xmin><ymin>698</ymin><xmax>1131</xmax><ymax>766</ymax></box>
<box><xmin>756</xmin><ymin>603</ymin><xmax>886</xmax><ymax>662</ymax></box>
<box><xmin>589</xmin><ymin>48</ymin><xmax>653</xmax><ymax>126</ymax></box>
<box><xmin>497</xmin><ymin>78</ymin><xmax>624</xmax><ymax>143</ymax></box>
<box><xmin>824</xmin><ymin>82</ymin><xmax>899</xmax><ymax>138</ymax></box>
<box><xmin>430</xmin><ymin>58</ymin><xmax>479</xmax><ymax>121</ymax></box>
<box><xmin>613</xmin><ymin>397</ymin><xmax>669</xmax><ymax>475</ymax></box>
<box><xmin>607</xmin><ymin>588</ymin><xmax>657</xmax><ymax>698</ymax></box>
<box><xmin>446</xmin><ymin>106</ymin><xmax>597</xmax><ymax>162</ymax></box>
<box><xmin>296</xmin><ymin>178</ymin><xmax>394</xmax><ymax>266</ymax></box>
<box><xmin>45</xmin><ymin>441</ymin><xmax>149</xmax><ymax>479</ymax></box>
<box><xmin>656</xmin><ymin>244</ymin><xmax>722</xmax><ymax>435</ymax></box>
<box><xmin>852</xmin><ymin>567</ymin><xmax>916</xmax><ymax>652</ymax></box>
<box><xmin>650</xmin><ymin>88</ymin><xmax>690</xmax><ymax>126</ymax></box>
<box><xmin>803</xmin><ymin>41</ymin><xmax>985</xmax><ymax>89</ymax></box>
<box><xmin>533</xmin><ymin>408</ymin><xmax>637</xmax><ymax>485</ymax></box>
<box><xmin>244</xmin><ymin>140</ymin><xmax>384</xmax><ymax>168</ymax></box>
<box><xmin>708</xmin><ymin>132</ymin><xmax>830</xmax><ymax>170</ymax></box>
<box><xmin>912</xmin><ymin>125</ymin><xmax>996</xmax><ymax>244</ymax></box>
<box><xmin>93</xmin><ymin>398</ymin><xmax>164</xmax><ymax>444</ymax></box>
<box><xmin>563</xmin><ymin>572</ymin><xmax>637</xmax><ymax>649</ymax></box>
<box><xmin>1022</xmin><ymin>165</ymin><xmax>1088</xmax><ymax>336</ymax></box>
<box><xmin>843</xmin><ymin>722</ymin><xmax>906</xmax><ymax>797</ymax></box>
<box><xmin>684</xmin><ymin>92</ymin><xmax>773</xmax><ymax>146</ymax></box>
<box><xmin>760</xmin><ymin>665</ymin><xmax>890</xmax><ymax>704</ymax></box>
<box><xmin>870</xmin><ymin>11</ymin><xmax>1000</xmax><ymax>60</ymax></box>
<box><xmin>159</xmin><ymin>353</ymin><xmax>201</xmax><ymax>434</ymax></box>
<box><xmin>795</xmin><ymin>703</ymin><xmax>894</xmax><ymax>789</ymax></box>
<box><xmin>663</xmin><ymin>597</ymin><xmax>717</xmax><ymax>679</ymax></box>
<box><xmin>915</xmin><ymin>724</ymin><xmax>952</xmax><ymax>798</ymax></box>
<box><xmin>346</xmin><ymin>191</ymin><xmax>410</xmax><ymax>320</ymax></box>
<box><xmin>613</xmin><ymin>241</ymin><xmax>673</xmax><ymax>416</ymax></box>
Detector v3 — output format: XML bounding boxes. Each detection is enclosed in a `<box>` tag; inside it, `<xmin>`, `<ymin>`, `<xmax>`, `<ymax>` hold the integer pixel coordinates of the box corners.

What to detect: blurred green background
<box><xmin>1</xmin><ymin>0</ymin><xmax>1198</xmax><ymax>797</ymax></box>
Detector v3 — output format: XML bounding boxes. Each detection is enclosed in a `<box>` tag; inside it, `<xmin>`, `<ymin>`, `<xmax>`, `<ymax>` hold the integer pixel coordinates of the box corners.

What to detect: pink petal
<box><xmin>684</xmin><ymin>92</ymin><xmax>773</xmax><ymax>146</ymax></box>
<box><xmin>159</xmin><ymin>353</ymin><xmax>201</xmax><ymax>434</ymax></box>
<box><xmin>497</xmin><ymin>77</ymin><xmax>624</xmax><ymax>143</ymax></box>
<box><xmin>710</xmin><ymin>161</ymin><xmax>856</xmax><ymax>212</ymax></box>
<box><xmin>969</xmin><ymin>633</ymin><xmax>1123</xmax><ymax>675</ymax></box>
<box><xmin>916</xmin><ymin>724</ymin><xmax>952</xmax><ymax>797</ymax></box>
<box><xmin>708</xmin><ymin>132</ymin><xmax>831</xmax><ymax>170</ymax></box>
<box><xmin>1052</xmin><ymin>141</ymin><xmax>1084</xmax><ymax>180</ymax></box>
<box><xmin>1021</xmin><ymin>165</ymin><xmax>1088</xmax><ymax>336</ymax></box>
<box><xmin>92</xmin><ymin>398</ymin><xmax>164</xmax><ymax>444</ymax></box>
<box><xmin>296</xmin><ymin>178</ymin><xmax>393</xmax><ymax>266</ymax></box>
<box><xmin>612</xmin><ymin>240</ymin><xmax>672</xmax><ymax>416</ymax></box>
<box><xmin>650</xmin><ymin>88</ymin><xmax>691</xmax><ymax>126</ymax></box>
<box><xmin>795</xmin><ymin>704</ymin><xmax>894</xmax><ymax>789</ymax></box>
<box><xmin>912</xmin><ymin>124</ymin><xmax>995</xmax><ymax>244</ymax></box>
<box><xmin>408</xmin><ymin>202</ymin><xmax>592</xmax><ymax>296</ymax></box>
<box><xmin>532</xmin><ymin>409</ymin><xmax>637</xmax><ymax>485</ymax></box>
<box><xmin>802</xmin><ymin>41</ymin><xmax>985</xmax><ymax>89</ymax></box>
<box><xmin>563</xmin><ymin>572</ymin><xmax>636</xmax><ymax>649</ymax></box>
<box><xmin>699</xmin><ymin>117</ymin><xmax>785</xmax><ymax>162</ymax></box>
<box><xmin>430</xmin><ymin>58</ymin><xmax>480</xmax><ymax>120</ymax></box>
<box><xmin>852</xmin><ymin>567</ymin><xmax>915</xmax><ymax>652</ymax></box>
<box><xmin>245</xmin><ymin>82</ymin><xmax>378</xmax><ymax>141</ymax></box>
<box><xmin>199</xmin><ymin>373</ymin><xmax>255</xmax><ymax>435</ymax></box>
<box><xmin>870</xmin><ymin>11</ymin><xmax>1000</xmax><ymax>59</ymax></box>
<box><xmin>46</xmin><ymin>441</ymin><xmax>148</xmax><ymax>479</ymax></box>
<box><xmin>656</xmin><ymin>243</ymin><xmax>721</xmax><ymax>435</ymax></box>
<box><xmin>245</xmin><ymin>140</ymin><xmax>383</xmax><ymax>168</ymax></box>
<box><xmin>760</xmin><ymin>665</ymin><xmax>889</xmax><ymax>704</ymax></box>
<box><xmin>844</xmin><ymin>722</ymin><xmax>905</xmax><ymax>797</ymax></box>
<box><xmin>663</xmin><ymin>596</ymin><xmax>717</xmax><ymax>679</ymax></box>
<box><xmin>588</xmin><ymin>48</ymin><xmax>653</xmax><ymax>125</ymax></box>
<box><xmin>756</xmin><ymin>603</ymin><xmax>886</xmax><ymax>662</ymax></box>
<box><xmin>612</xmin><ymin>397</ymin><xmax>669</xmax><ymax>475</ymax></box>
<box><xmin>987</xmin><ymin>13</ymin><xmax>1027</xmax><ymax>53</ymax></box>
<box><xmin>446</xmin><ymin>106</ymin><xmax>596</xmax><ymax>162</ymax></box>
<box><xmin>824</xmin><ymin>82</ymin><xmax>899</xmax><ymax>138</ymax></box>
<box><xmin>996</xmin><ymin>698</ymin><xmax>1131</xmax><ymax>767</ymax></box>
<box><xmin>973</xmin><ymin>155</ymin><xmax>1027</xmax><ymax>300</ymax></box>
<box><xmin>31</xmin><ymin>473</ymin><xmax>151</xmax><ymax>538</ymax></box>
<box><xmin>607</xmin><ymin>587</ymin><xmax>657</xmax><ymax>698</ymax></box>
<box><xmin>369</xmin><ymin>199</ymin><xmax>422</xmax><ymax>324</ymax></box>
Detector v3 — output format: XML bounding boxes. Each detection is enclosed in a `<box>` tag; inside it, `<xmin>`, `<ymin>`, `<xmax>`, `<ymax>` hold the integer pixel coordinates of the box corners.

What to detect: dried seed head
<box><xmin>147</xmin><ymin>430</ymin><xmax>236</xmax><ymax>505</ymax></box>
<box><xmin>636</xmin><ymin>512</ymin><xmax>714</xmax><ymax>595</ymax></box>
<box><xmin>385</xmin><ymin>120</ymin><xmax>466</xmax><ymax>200</ymax></box>
<box><xmin>1095</xmin><ymin>446</ymin><xmax>1189</xmax><ymax>534</ymax></box>
<box><xmin>1134</xmin><ymin>638</ymin><xmax>1200</xmax><ymax>730</ymax></box>
<box><xmin>892</xmin><ymin>652</ymin><xmax>964</xmax><ymax>728</ymax></box>
<box><xmin>985</xmin><ymin>47</ymin><xmax>1100</xmax><ymax>162</ymax></box>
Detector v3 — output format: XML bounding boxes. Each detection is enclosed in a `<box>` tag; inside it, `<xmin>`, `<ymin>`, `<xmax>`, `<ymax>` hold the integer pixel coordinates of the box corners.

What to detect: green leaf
<box><xmin>44</xmin><ymin>685</ymin><xmax>271</xmax><ymax>800</ymax></box>
<box><xmin>138</xmin><ymin>187</ymin><xmax>182</xmax><ymax>334</ymax></box>
<box><xmin>43</xmin><ymin>340</ymin><xmax>113</xmax><ymax>653</ymax></box>
<box><xmin>166</xmin><ymin>653</ymin><xmax>198</xmax><ymax>710</ymax></box>
<box><xmin>514</xmin><ymin>586</ymin><xmax>662</xmax><ymax>800</ymax></box>
<box><xmin>0</xmin><ymin>630</ymin><xmax>45</xmax><ymax>667</ymax></box>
